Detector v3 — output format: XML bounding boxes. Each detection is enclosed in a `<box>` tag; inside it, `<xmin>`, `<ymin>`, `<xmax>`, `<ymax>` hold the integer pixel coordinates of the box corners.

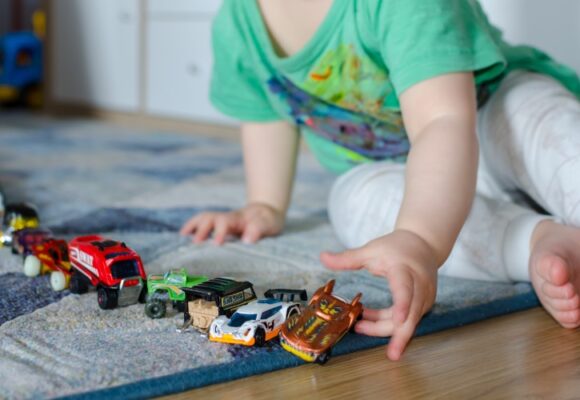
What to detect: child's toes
<box><xmin>542</xmin><ymin>281</ymin><xmax>576</xmax><ymax>300</ymax></box>
<box><xmin>551</xmin><ymin>308</ymin><xmax>580</xmax><ymax>328</ymax></box>
<box><xmin>549</xmin><ymin>295</ymin><xmax>580</xmax><ymax>312</ymax></box>
<box><xmin>547</xmin><ymin>256</ymin><xmax>571</xmax><ymax>286</ymax></box>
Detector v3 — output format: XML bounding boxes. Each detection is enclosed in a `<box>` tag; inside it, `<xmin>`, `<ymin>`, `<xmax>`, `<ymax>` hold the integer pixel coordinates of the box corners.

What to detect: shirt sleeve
<box><xmin>373</xmin><ymin>0</ymin><xmax>507</xmax><ymax>96</ymax></box>
<box><xmin>209</xmin><ymin>1</ymin><xmax>281</xmax><ymax>122</ymax></box>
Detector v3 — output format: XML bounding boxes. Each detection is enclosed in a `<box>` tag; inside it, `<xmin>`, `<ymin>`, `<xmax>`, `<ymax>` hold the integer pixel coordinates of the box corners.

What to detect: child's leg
<box><xmin>478</xmin><ymin>71</ymin><xmax>580</xmax><ymax>225</ymax></box>
<box><xmin>328</xmin><ymin>161</ymin><xmax>549</xmax><ymax>282</ymax></box>
<box><xmin>478</xmin><ymin>71</ymin><xmax>580</xmax><ymax>327</ymax></box>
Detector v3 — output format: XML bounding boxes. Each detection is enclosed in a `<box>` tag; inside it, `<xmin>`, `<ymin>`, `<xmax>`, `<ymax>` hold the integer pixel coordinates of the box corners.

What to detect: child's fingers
<box><xmin>386</xmin><ymin>321</ymin><xmax>415</xmax><ymax>361</ymax></box>
<box><xmin>319</xmin><ymin>248</ymin><xmax>368</xmax><ymax>271</ymax></box>
<box><xmin>354</xmin><ymin>319</ymin><xmax>394</xmax><ymax>337</ymax></box>
<box><xmin>213</xmin><ymin>216</ymin><xmax>233</xmax><ymax>245</ymax></box>
<box><xmin>387</xmin><ymin>280</ymin><xmax>426</xmax><ymax>361</ymax></box>
<box><xmin>179</xmin><ymin>216</ymin><xmax>200</xmax><ymax>236</ymax></box>
<box><xmin>193</xmin><ymin>217</ymin><xmax>215</xmax><ymax>243</ymax></box>
<box><xmin>362</xmin><ymin>307</ymin><xmax>393</xmax><ymax>322</ymax></box>
<box><xmin>241</xmin><ymin>223</ymin><xmax>262</xmax><ymax>244</ymax></box>
<box><xmin>387</xmin><ymin>267</ymin><xmax>414</xmax><ymax>324</ymax></box>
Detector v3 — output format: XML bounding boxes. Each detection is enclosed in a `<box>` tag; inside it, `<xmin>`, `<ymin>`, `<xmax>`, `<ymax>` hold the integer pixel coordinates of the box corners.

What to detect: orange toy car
<box><xmin>280</xmin><ymin>280</ymin><xmax>362</xmax><ymax>365</ymax></box>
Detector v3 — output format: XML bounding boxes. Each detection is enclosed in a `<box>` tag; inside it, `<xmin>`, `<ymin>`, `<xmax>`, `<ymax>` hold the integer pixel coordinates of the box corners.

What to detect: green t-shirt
<box><xmin>210</xmin><ymin>0</ymin><xmax>580</xmax><ymax>174</ymax></box>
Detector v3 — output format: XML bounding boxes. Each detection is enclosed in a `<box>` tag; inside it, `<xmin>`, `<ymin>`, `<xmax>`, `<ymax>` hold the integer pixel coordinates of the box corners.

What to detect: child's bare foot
<box><xmin>530</xmin><ymin>220</ymin><xmax>580</xmax><ymax>328</ymax></box>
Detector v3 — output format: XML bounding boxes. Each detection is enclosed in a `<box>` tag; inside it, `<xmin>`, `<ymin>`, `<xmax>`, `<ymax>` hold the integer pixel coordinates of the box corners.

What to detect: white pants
<box><xmin>328</xmin><ymin>71</ymin><xmax>580</xmax><ymax>282</ymax></box>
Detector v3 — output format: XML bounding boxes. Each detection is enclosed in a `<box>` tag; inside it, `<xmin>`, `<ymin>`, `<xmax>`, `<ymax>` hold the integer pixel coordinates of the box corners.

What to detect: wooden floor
<box><xmin>163</xmin><ymin>308</ymin><xmax>579</xmax><ymax>400</ymax></box>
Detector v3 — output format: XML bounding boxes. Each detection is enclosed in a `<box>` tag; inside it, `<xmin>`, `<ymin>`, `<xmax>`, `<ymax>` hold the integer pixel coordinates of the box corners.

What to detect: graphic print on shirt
<box><xmin>267</xmin><ymin>44</ymin><xmax>410</xmax><ymax>161</ymax></box>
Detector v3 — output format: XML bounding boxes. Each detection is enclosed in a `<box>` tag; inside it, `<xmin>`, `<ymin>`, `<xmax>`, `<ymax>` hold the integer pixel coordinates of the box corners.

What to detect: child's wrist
<box><xmin>246</xmin><ymin>201</ymin><xmax>287</xmax><ymax>220</ymax></box>
<box><xmin>393</xmin><ymin>228</ymin><xmax>447</xmax><ymax>269</ymax></box>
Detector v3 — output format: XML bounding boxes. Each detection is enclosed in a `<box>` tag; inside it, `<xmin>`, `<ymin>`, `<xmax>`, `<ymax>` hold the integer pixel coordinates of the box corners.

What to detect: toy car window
<box><xmin>167</xmin><ymin>274</ymin><xmax>185</xmax><ymax>285</ymax></box>
<box><xmin>16</xmin><ymin>48</ymin><xmax>34</xmax><ymax>67</ymax></box>
<box><xmin>243</xmin><ymin>289</ymin><xmax>255</xmax><ymax>300</ymax></box>
<box><xmin>228</xmin><ymin>312</ymin><xmax>257</xmax><ymax>327</ymax></box>
<box><xmin>110</xmin><ymin>259</ymin><xmax>140</xmax><ymax>279</ymax></box>
<box><xmin>260</xmin><ymin>306</ymin><xmax>282</xmax><ymax>320</ymax></box>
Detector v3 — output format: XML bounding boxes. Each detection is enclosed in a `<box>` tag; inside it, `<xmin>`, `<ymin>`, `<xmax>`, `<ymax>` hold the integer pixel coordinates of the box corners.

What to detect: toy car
<box><xmin>68</xmin><ymin>235</ymin><xmax>147</xmax><ymax>309</ymax></box>
<box><xmin>0</xmin><ymin>31</ymin><xmax>43</xmax><ymax>106</ymax></box>
<box><xmin>280</xmin><ymin>280</ymin><xmax>362</xmax><ymax>365</ymax></box>
<box><xmin>23</xmin><ymin>238</ymin><xmax>71</xmax><ymax>291</ymax></box>
<box><xmin>209</xmin><ymin>290</ymin><xmax>307</xmax><ymax>347</ymax></box>
<box><xmin>144</xmin><ymin>269</ymin><xmax>208</xmax><ymax>319</ymax></box>
<box><xmin>11</xmin><ymin>227</ymin><xmax>52</xmax><ymax>257</ymax></box>
<box><xmin>182</xmin><ymin>278</ymin><xmax>257</xmax><ymax>331</ymax></box>
<box><xmin>0</xmin><ymin>203</ymin><xmax>40</xmax><ymax>246</ymax></box>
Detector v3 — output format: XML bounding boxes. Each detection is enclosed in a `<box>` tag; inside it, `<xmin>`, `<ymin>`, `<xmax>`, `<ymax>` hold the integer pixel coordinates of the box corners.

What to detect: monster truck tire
<box><xmin>97</xmin><ymin>287</ymin><xmax>118</xmax><ymax>310</ymax></box>
<box><xmin>69</xmin><ymin>270</ymin><xmax>89</xmax><ymax>294</ymax></box>
<box><xmin>50</xmin><ymin>270</ymin><xmax>67</xmax><ymax>291</ymax></box>
<box><xmin>316</xmin><ymin>349</ymin><xmax>332</xmax><ymax>365</ymax></box>
<box><xmin>145</xmin><ymin>299</ymin><xmax>167</xmax><ymax>319</ymax></box>
<box><xmin>254</xmin><ymin>327</ymin><xmax>266</xmax><ymax>347</ymax></box>
<box><xmin>287</xmin><ymin>307</ymin><xmax>299</xmax><ymax>319</ymax></box>
<box><xmin>23</xmin><ymin>255</ymin><xmax>41</xmax><ymax>277</ymax></box>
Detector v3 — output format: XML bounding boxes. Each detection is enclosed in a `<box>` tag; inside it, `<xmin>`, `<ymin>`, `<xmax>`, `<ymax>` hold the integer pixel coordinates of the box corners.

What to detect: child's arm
<box><xmin>322</xmin><ymin>72</ymin><xmax>478</xmax><ymax>360</ymax></box>
<box><xmin>180</xmin><ymin>121</ymin><xmax>300</xmax><ymax>244</ymax></box>
<box><xmin>397</xmin><ymin>72</ymin><xmax>478</xmax><ymax>264</ymax></box>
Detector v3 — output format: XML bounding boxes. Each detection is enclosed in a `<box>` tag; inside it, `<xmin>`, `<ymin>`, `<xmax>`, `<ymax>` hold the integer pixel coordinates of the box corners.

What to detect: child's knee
<box><xmin>328</xmin><ymin>162</ymin><xmax>405</xmax><ymax>248</ymax></box>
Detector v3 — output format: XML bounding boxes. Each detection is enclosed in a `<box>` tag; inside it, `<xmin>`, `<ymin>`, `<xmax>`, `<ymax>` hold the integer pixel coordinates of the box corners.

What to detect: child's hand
<box><xmin>320</xmin><ymin>229</ymin><xmax>439</xmax><ymax>361</ymax></box>
<box><xmin>179</xmin><ymin>203</ymin><xmax>285</xmax><ymax>245</ymax></box>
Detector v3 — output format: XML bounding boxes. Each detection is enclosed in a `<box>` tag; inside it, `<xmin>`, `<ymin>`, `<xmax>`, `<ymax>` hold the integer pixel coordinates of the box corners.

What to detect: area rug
<box><xmin>0</xmin><ymin>113</ymin><xmax>540</xmax><ymax>399</ymax></box>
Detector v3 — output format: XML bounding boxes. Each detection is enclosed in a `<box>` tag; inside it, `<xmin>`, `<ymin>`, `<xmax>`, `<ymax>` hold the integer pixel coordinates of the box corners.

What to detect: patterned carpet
<box><xmin>0</xmin><ymin>113</ymin><xmax>539</xmax><ymax>399</ymax></box>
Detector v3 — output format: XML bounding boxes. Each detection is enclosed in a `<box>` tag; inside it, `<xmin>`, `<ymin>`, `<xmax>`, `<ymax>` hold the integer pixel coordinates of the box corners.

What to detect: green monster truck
<box><xmin>145</xmin><ymin>269</ymin><xmax>208</xmax><ymax>319</ymax></box>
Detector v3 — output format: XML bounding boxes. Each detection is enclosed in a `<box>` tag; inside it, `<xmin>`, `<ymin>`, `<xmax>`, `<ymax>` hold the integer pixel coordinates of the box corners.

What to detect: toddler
<box><xmin>181</xmin><ymin>0</ymin><xmax>580</xmax><ymax>360</ymax></box>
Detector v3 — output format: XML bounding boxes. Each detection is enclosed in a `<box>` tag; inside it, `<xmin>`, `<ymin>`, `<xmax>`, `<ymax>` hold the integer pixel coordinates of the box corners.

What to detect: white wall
<box><xmin>479</xmin><ymin>0</ymin><xmax>580</xmax><ymax>73</ymax></box>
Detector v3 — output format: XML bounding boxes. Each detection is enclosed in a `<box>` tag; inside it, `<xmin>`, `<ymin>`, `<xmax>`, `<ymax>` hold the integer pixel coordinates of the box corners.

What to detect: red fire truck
<box><xmin>68</xmin><ymin>235</ymin><xmax>147</xmax><ymax>310</ymax></box>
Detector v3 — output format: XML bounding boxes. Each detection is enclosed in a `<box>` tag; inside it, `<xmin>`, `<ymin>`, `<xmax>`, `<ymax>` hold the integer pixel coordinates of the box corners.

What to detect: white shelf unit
<box><xmin>51</xmin><ymin>0</ymin><xmax>141</xmax><ymax>112</ymax></box>
<box><xmin>50</xmin><ymin>0</ymin><xmax>231</xmax><ymax>124</ymax></box>
<box><xmin>145</xmin><ymin>1</ymin><xmax>228</xmax><ymax>123</ymax></box>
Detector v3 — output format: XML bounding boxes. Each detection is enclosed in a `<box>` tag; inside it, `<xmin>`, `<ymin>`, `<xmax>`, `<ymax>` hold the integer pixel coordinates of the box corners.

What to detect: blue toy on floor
<box><xmin>0</xmin><ymin>31</ymin><xmax>43</xmax><ymax>105</ymax></box>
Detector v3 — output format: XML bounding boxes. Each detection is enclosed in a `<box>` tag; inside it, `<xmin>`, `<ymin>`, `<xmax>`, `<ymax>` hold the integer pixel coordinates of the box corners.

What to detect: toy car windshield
<box><xmin>264</xmin><ymin>288</ymin><xmax>308</xmax><ymax>302</ymax></box>
<box><xmin>110</xmin><ymin>260</ymin><xmax>140</xmax><ymax>279</ymax></box>
<box><xmin>166</xmin><ymin>273</ymin><xmax>185</xmax><ymax>286</ymax></box>
<box><xmin>228</xmin><ymin>312</ymin><xmax>257</xmax><ymax>327</ymax></box>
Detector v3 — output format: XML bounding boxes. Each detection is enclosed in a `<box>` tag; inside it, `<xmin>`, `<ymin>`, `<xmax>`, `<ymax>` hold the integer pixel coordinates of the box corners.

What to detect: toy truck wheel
<box><xmin>145</xmin><ymin>299</ymin><xmax>167</xmax><ymax>319</ymax></box>
<box><xmin>287</xmin><ymin>307</ymin><xmax>299</xmax><ymax>319</ymax></box>
<box><xmin>254</xmin><ymin>327</ymin><xmax>266</xmax><ymax>347</ymax></box>
<box><xmin>97</xmin><ymin>287</ymin><xmax>118</xmax><ymax>310</ymax></box>
<box><xmin>316</xmin><ymin>350</ymin><xmax>331</xmax><ymax>365</ymax></box>
<box><xmin>23</xmin><ymin>255</ymin><xmax>41</xmax><ymax>277</ymax></box>
<box><xmin>50</xmin><ymin>271</ymin><xmax>67</xmax><ymax>291</ymax></box>
<box><xmin>69</xmin><ymin>271</ymin><xmax>89</xmax><ymax>294</ymax></box>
